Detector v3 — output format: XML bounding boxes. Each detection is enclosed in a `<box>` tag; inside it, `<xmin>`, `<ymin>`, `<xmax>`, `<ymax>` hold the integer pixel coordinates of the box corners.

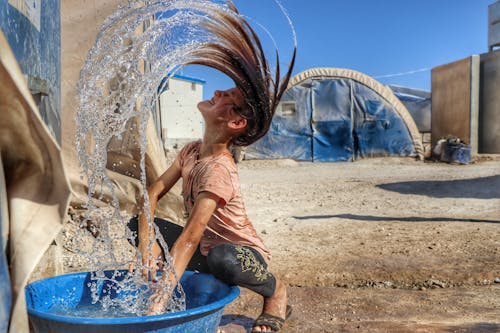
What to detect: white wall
<box><xmin>159</xmin><ymin>77</ymin><xmax>204</xmax><ymax>147</ymax></box>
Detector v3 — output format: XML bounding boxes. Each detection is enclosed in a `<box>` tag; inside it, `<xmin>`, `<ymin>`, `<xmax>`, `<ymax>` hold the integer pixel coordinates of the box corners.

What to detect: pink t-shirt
<box><xmin>175</xmin><ymin>141</ymin><xmax>271</xmax><ymax>261</ymax></box>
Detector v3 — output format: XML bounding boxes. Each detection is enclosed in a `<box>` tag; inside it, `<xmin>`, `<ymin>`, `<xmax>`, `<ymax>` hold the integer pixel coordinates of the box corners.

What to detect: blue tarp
<box><xmin>0</xmin><ymin>160</ymin><xmax>10</xmax><ymax>333</ymax></box>
<box><xmin>388</xmin><ymin>85</ymin><xmax>431</xmax><ymax>133</ymax></box>
<box><xmin>247</xmin><ymin>76</ymin><xmax>418</xmax><ymax>162</ymax></box>
<box><xmin>0</xmin><ymin>217</ymin><xmax>10</xmax><ymax>333</ymax></box>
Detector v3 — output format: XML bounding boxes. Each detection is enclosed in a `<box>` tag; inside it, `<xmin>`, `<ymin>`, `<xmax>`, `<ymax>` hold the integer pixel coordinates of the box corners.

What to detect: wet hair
<box><xmin>187</xmin><ymin>1</ymin><xmax>296</xmax><ymax>146</ymax></box>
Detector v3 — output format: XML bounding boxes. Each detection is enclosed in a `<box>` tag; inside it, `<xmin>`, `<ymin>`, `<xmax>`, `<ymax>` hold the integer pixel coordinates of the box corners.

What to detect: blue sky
<box><xmin>181</xmin><ymin>0</ymin><xmax>493</xmax><ymax>99</ymax></box>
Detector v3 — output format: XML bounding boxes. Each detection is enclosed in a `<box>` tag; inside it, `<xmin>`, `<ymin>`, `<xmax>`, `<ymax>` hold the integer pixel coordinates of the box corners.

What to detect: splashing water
<box><xmin>75</xmin><ymin>0</ymin><xmax>296</xmax><ymax>317</ymax></box>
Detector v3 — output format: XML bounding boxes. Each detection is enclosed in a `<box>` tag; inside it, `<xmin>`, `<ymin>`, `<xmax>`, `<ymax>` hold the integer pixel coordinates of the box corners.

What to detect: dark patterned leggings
<box><xmin>127</xmin><ymin>217</ymin><xmax>276</xmax><ymax>297</ymax></box>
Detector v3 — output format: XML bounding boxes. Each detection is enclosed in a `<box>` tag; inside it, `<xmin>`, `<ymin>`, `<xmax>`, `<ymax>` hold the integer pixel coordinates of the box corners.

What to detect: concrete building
<box><xmin>430</xmin><ymin>1</ymin><xmax>500</xmax><ymax>155</ymax></box>
<box><xmin>158</xmin><ymin>74</ymin><xmax>206</xmax><ymax>149</ymax></box>
<box><xmin>488</xmin><ymin>1</ymin><xmax>500</xmax><ymax>51</ymax></box>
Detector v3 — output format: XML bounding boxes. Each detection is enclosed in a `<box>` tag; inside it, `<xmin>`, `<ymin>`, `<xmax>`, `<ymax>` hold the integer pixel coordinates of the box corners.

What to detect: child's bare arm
<box><xmin>148</xmin><ymin>191</ymin><xmax>219</xmax><ymax>314</ymax></box>
<box><xmin>137</xmin><ymin>160</ymin><xmax>182</xmax><ymax>280</ymax></box>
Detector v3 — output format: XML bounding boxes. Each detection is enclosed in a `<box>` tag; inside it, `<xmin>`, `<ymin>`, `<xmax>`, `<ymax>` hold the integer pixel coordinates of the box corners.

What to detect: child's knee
<box><xmin>206</xmin><ymin>244</ymin><xmax>240</xmax><ymax>283</ymax></box>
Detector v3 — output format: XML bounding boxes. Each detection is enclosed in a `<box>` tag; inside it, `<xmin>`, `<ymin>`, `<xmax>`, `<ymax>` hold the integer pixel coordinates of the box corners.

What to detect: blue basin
<box><xmin>25</xmin><ymin>270</ymin><xmax>239</xmax><ymax>333</ymax></box>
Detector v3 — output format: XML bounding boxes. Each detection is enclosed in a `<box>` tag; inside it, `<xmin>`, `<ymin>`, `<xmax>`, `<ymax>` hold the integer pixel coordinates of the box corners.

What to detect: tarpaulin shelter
<box><xmin>246</xmin><ymin>68</ymin><xmax>424</xmax><ymax>162</ymax></box>
<box><xmin>388</xmin><ymin>85</ymin><xmax>431</xmax><ymax>133</ymax></box>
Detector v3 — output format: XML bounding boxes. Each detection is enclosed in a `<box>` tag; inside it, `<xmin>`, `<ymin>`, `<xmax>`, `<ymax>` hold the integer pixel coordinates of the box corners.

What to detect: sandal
<box><xmin>251</xmin><ymin>305</ymin><xmax>292</xmax><ymax>333</ymax></box>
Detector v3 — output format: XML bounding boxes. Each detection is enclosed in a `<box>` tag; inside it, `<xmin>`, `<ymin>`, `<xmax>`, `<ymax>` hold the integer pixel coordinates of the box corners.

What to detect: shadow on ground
<box><xmin>375</xmin><ymin>175</ymin><xmax>500</xmax><ymax>199</ymax></box>
<box><xmin>443</xmin><ymin>323</ymin><xmax>500</xmax><ymax>333</ymax></box>
<box><xmin>293</xmin><ymin>214</ymin><xmax>500</xmax><ymax>224</ymax></box>
<box><xmin>220</xmin><ymin>314</ymin><xmax>253</xmax><ymax>332</ymax></box>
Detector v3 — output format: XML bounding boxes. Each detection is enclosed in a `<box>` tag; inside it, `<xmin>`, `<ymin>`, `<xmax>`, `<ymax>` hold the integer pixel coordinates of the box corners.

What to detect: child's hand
<box><xmin>140</xmin><ymin>240</ymin><xmax>162</xmax><ymax>281</ymax></box>
<box><xmin>128</xmin><ymin>240</ymin><xmax>162</xmax><ymax>281</ymax></box>
<box><xmin>147</xmin><ymin>287</ymin><xmax>170</xmax><ymax>315</ymax></box>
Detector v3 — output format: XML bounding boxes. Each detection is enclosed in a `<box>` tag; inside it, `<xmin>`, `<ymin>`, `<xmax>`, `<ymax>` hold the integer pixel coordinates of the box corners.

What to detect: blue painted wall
<box><xmin>0</xmin><ymin>0</ymin><xmax>61</xmax><ymax>144</ymax></box>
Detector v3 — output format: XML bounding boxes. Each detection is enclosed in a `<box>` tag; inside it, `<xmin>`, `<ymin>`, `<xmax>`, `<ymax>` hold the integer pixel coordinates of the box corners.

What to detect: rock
<box><xmin>428</xmin><ymin>279</ymin><xmax>446</xmax><ymax>288</ymax></box>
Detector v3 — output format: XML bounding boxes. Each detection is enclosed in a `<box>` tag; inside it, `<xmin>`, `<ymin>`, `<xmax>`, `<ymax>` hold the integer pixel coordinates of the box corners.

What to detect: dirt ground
<box><xmin>218</xmin><ymin>156</ymin><xmax>500</xmax><ymax>333</ymax></box>
<box><xmin>32</xmin><ymin>155</ymin><xmax>500</xmax><ymax>333</ymax></box>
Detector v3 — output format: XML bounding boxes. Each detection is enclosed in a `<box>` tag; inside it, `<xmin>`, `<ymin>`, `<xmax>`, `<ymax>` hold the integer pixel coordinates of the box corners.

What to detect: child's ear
<box><xmin>228</xmin><ymin>116</ymin><xmax>247</xmax><ymax>130</ymax></box>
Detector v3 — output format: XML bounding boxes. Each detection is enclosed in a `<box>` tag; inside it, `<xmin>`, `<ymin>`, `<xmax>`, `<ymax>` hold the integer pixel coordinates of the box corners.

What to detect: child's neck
<box><xmin>198</xmin><ymin>140</ymin><xmax>230</xmax><ymax>160</ymax></box>
<box><xmin>200</xmin><ymin>124</ymin><xmax>233</xmax><ymax>159</ymax></box>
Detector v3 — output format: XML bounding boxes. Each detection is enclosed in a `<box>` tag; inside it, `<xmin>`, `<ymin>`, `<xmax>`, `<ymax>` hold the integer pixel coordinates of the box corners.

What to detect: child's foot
<box><xmin>251</xmin><ymin>279</ymin><xmax>289</xmax><ymax>332</ymax></box>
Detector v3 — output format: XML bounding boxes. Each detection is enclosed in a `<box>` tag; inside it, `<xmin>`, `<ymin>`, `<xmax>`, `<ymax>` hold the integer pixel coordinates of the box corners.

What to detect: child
<box><xmin>130</xmin><ymin>3</ymin><xmax>296</xmax><ymax>331</ymax></box>
<box><xmin>130</xmin><ymin>86</ymin><xmax>291</xmax><ymax>333</ymax></box>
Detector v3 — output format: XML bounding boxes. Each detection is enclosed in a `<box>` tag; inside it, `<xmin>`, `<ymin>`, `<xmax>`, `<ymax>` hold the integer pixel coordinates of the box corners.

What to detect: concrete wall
<box><xmin>159</xmin><ymin>77</ymin><xmax>204</xmax><ymax>148</ymax></box>
<box><xmin>479</xmin><ymin>50</ymin><xmax>500</xmax><ymax>153</ymax></box>
<box><xmin>431</xmin><ymin>56</ymin><xmax>480</xmax><ymax>155</ymax></box>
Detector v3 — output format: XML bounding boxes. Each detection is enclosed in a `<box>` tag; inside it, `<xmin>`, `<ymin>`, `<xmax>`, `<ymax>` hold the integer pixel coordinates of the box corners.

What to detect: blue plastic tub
<box><xmin>443</xmin><ymin>143</ymin><xmax>471</xmax><ymax>164</ymax></box>
<box><xmin>25</xmin><ymin>270</ymin><xmax>239</xmax><ymax>333</ymax></box>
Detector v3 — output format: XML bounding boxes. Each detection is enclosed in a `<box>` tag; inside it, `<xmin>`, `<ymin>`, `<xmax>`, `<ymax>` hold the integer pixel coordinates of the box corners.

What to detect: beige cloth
<box><xmin>60</xmin><ymin>0</ymin><xmax>184</xmax><ymax>222</ymax></box>
<box><xmin>0</xmin><ymin>31</ymin><xmax>71</xmax><ymax>333</ymax></box>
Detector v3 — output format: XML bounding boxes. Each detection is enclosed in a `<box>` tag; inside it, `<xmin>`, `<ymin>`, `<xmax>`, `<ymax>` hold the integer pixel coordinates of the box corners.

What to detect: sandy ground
<box><xmin>32</xmin><ymin>156</ymin><xmax>500</xmax><ymax>333</ymax></box>
<box><xmin>219</xmin><ymin>156</ymin><xmax>500</xmax><ymax>333</ymax></box>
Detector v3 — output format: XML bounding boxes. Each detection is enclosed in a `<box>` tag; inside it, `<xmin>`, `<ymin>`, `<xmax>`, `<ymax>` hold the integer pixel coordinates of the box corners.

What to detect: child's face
<box><xmin>198</xmin><ymin>87</ymin><xmax>245</xmax><ymax>122</ymax></box>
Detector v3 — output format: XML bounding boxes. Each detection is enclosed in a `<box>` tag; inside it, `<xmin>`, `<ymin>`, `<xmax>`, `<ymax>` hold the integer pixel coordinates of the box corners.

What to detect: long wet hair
<box><xmin>187</xmin><ymin>1</ymin><xmax>296</xmax><ymax>146</ymax></box>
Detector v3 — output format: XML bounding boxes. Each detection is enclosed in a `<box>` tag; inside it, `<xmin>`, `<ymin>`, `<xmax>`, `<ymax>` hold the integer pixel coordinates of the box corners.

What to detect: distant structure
<box><xmin>246</xmin><ymin>68</ymin><xmax>424</xmax><ymax>162</ymax></box>
<box><xmin>431</xmin><ymin>1</ymin><xmax>500</xmax><ymax>156</ymax></box>
<box><xmin>158</xmin><ymin>74</ymin><xmax>206</xmax><ymax>150</ymax></box>
<box><xmin>388</xmin><ymin>85</ymin><xmax>431</xmax><ymax>157</ymax></box>
<box><xmin>387</xmin><ymin>85</ymin><xmax>431</xmax><ymax>133</ymax></box>
<box><xmin>489</xmin><ymin>1</ymin><xmax>500</xmax><ymax>51</ymax></box>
